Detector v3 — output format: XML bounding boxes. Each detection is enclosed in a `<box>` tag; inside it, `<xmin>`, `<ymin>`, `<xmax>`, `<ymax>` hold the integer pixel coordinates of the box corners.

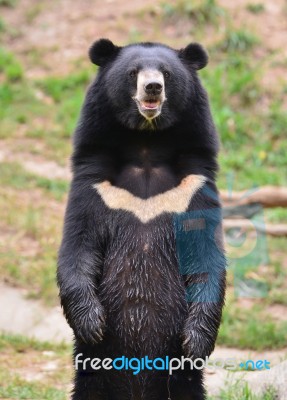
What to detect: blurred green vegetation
<box><xmin>160</xmin><ymin>0</ymin><xmax>226</xmax><ymax>23</ymax></box>
<box><xmin>0</xmin><ymin>0</ymin><xmax>17</xmax><ymax>7</ymax></box>
<box><xmin>246</xmin><ymin>3</ymin><xmax>265</xmax><ymax>14</ymax></box>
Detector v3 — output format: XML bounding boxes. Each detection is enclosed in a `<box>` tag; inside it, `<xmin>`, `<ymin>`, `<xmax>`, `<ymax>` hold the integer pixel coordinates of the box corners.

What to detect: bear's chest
<box><xmin>115</xmin><ymin>164</ymin><xmax>178</xmax><ymax>198</ymax></box>
<box><xmin>94</xmin><ymin>173</ymin><xmax>205</xmax><ymax>224</ymax></box>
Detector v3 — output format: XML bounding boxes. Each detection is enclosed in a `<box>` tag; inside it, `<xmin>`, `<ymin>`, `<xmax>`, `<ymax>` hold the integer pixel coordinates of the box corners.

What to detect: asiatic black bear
<box><xmin>58</xmin><ymin>39</ymin><xmax>226</xmax><ymax>400</ymax></box>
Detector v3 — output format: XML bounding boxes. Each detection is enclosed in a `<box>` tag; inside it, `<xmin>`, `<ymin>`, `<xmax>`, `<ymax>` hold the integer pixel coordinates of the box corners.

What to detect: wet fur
<box><xmin>57</xmin><ymin>40</ymin><xmax>226</xmax><ymax>400</ymax></box>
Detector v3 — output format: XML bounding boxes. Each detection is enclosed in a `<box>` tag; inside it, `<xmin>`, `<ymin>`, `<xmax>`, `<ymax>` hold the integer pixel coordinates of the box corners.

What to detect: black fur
<box><xmin>57</xmin><ymin>39</ymin><xmax>226</xmax><ymax>400</ymax></box>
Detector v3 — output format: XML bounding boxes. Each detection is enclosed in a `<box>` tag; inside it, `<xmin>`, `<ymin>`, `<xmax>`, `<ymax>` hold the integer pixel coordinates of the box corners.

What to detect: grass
<box><xmin>0</xmin><ymin>162</ymin><xmax>69</xmax><ymax>200</ymax></box>
<box><xmin>0</xmin><ymin>16</ymin><xmax>6</xmax><ymax>32</ymax></box>
<box><xmin>0</xmin><ymin>47</ymin><xmax>23</xmax><ymax>81</ymax></box>
<box><xmin>216</xmin><ymin>29</ymin><xmax>260</xmax><ymax>53</ymax></box>
<box><xmin>0</xmin><ymin>68</ymin><xmax>88</xmax><ymax>162</ymax></box>
<box><xmin>0</xmin><ymin>378</ymin><xmax>66</xmax><ymax>400</ymax></box>
<box><xmin>0</xmin><ymin>247</ymin><xmax>61</xmax><ymax>304</ymax></box>
<box><xmin>25</xmin><ymin>3</ymin><xmax>45</xmax><ymax>23</ymax></box>
<box><xmin>38</xmin><ymin>71</ymin><xmax>91</xmax><ymax>103</ymax></box>
<box><xmin>160</xmin><ymin>0</ymin><xmax>225</xmax><ymax>24</ymax></box>
<box><xmin>246</xmin><ymin>3</ymin><xmax>265</xmax><ymax>14</ymax></box>
<box><xmin>266</xmin><ymin>239</ymin><xmax>287</xmax><ymax>305</ymax></box>
<box><xmin>0</xmin><ymin>333</ymin><xmax>71</xmax><ymax>399</ymax></box>
<box><xmin>0</xmin><ymin>332</ymin><xmax>70</xmax><ymax>352</ymax></box>
<box><xmin>218</xmin><ymin>299</ymin><xmax>287</xmax><ymax>349</ymax></box>
<box><xmin>0</xmin><ymin>81</ymin><xmax>47</xmax><ymax>139</ymax></box>
<box><xmin>0</xmin><ymin>0</ymin><xmax>17</xmax><ymax>7</ymax></box>
<box><xmin>217</xmin><ymin>234</ymin><xmax>287</xmax><ymax>349</ymax></box>
<box><xmin>199</xmin><ymin>52</ymin><xmax>287</xmax><ymax>190</ymax></box>
<box><xmin>208</xmin><ymin>379</ymin><xmax>277</xmax><ymax>400</ymax></box>
<box><xmin>0</xmin><ymin>175</ymin><xmax>65</xmax><ymax>304</ymax></box>
<box><xmin>265</xmin><ymin>208</ymin><xmax>287</xmax><ymax>223</ymax></box>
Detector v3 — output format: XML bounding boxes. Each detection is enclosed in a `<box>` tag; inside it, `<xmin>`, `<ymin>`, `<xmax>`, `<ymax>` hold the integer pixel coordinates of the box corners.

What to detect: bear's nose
<box><xmin>144</xmin><ymin>81</ymin><xmax>163</xmax><ymax>95</ymax></box>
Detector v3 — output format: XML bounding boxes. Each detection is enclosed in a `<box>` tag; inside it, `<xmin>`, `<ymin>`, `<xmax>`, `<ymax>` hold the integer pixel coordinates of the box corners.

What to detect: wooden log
<box><xmin>223</xmin><ymin>219</ymin><xmax>287</xmax><ymax>237</ymax></box>
<box><xmin>220</xmin><ymin>186</ymin><xmax>287</xmax><ymax>208</ymax></box>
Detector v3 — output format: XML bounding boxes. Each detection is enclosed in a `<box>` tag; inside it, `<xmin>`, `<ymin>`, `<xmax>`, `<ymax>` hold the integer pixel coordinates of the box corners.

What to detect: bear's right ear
<box><xmin>89</xmin><ymin>39</ymin><xmax>120</xmax><ymax>66</ymax></box>
<box><xmin>178</xmin><ymin>43</ymin><xmax>208</xmax><ymax>70</ymax></box>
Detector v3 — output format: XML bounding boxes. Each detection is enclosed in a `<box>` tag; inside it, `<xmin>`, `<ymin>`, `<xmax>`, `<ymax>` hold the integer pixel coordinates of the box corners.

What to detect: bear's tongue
<box><xmin>142</xmin><ymin>101</ymin><xmax>159</xmax><ymax>109</ymax></box>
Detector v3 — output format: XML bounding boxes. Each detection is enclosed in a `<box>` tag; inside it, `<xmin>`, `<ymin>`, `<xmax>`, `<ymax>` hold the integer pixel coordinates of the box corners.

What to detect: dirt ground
<box><xmin>2</xmin><ymin>0</ymin><xmax>287</xmax><ymax>76</ymax></box>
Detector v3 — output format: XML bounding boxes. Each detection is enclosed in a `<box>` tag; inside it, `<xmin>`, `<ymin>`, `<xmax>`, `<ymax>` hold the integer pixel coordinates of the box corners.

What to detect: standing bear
<box><xmin>57</xmin><ymin>39</ymin><xmax>226</xmax><ymax>400</ymax></box>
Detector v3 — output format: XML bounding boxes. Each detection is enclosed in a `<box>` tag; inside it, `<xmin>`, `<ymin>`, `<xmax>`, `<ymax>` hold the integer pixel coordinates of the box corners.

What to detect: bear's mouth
<box><xmin>134</xmin><ymin>96</ymin><xmax>164</xmax><ymax>120</ymax></box>
<box><xmin>140</xmin><ymin>98</ymin><xmax>161</xmax><ymax>110</ymax></box>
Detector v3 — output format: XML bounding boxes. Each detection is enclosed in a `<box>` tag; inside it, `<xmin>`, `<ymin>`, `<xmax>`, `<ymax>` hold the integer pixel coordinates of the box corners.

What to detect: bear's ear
<box><xmin>178</xmin><ymin>43</ymin><xmax>208</xmax><ymax>70</ymax></box>
<box><xmin>89</xmin><ymin>39</ymin><xmax>120</xmax><ymax>66</ymax></box>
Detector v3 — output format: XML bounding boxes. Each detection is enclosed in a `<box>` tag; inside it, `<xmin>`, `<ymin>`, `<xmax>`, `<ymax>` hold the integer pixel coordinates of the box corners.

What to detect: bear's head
<box><xmin>89</xmin><ymin>39</ymin><xmax>208</xmax><ymax>131</ymax></box>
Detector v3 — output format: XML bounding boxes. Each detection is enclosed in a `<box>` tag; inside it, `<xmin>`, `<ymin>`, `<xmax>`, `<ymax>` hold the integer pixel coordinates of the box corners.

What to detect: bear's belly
<box><xmin>99</xmin><ymin>225</ymin><xmax>187</xmax><ymax>356</ymax></box>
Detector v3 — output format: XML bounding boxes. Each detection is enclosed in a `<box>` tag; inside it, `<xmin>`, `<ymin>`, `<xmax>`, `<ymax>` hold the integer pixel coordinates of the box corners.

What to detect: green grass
<box><xmin>0</xmin><ymin>55</ymin><xmax>91</xmax><ymax>135</ymax></box>
<box><xmin>128</xmin><ymin>27</ymin><xmax>143</xmax><ymax>43</ymax></box>
<box><xmin>246</xmin><ymin>3</ymin><xmax>265</xmax><ymax>14</ymax></box>
<box><xmin>0</xmin><ymin>81</ymin><xmax>47</xmax><ymax>139</ymax></box>
<box><xmin>217</xmin><ymin>29</ymin><xmax>260</xmax><ymax>53</ymax></box>
<box><xmin>0</xmin><ymin>171</ymin><xmax>66</xmax><ymax>304</ymax></box>
<box><xmin>218</xmin><ymin>297</ymin><xmax>287</xmax><ymax>350</ymax></box>
<box><xmin>266</xmin><ymin>239</ymin><xmax>287</xmax><ymax>305</ymax></box>
<box><xmin>0</xmin><ymin>162</ymin><xmax>69</xmax><ymax>200</ymax></box>
<box><xmin>265</xmin><ymin>208</ymin><xmax>287</xmax><ymax>223</ymax></box>
<box><xmin>218</xmin><ymin>235</ymin><xmax>287</xmax><ymax>349</ymax></box>
<box><xmin>0</xmin><ymin>378</ymin><xmax>66</xmax><ymax>400</ymax></box>
<box><xmin>267</xmin><ymin>100</ymin><xmax>287</xmax><ymax>140</ymax></box>
<box><xmin>0</xmin><ymin>47</ymin><xmax>23</xmax><ymax>81</ymax></box>
<box><xmin>0</xmin><ymin>332</ymin><xmax>70</xmax><ymax>352</ymax></box>
<box><xmin>0</xmin><ymin>64</ymin><xmax>90</xmax><ymax>161</ymax></box>
<box><xmin>38</xmin><ymin>70</ymin><xmax>91</xmax><ymax>102</ymax></box>
<box><xmin>25</xmin><ymin>3</ymin><xmax>45</xmax><ymax>23</ymax></box>
<box><xmin>0</xmin><ymin>243</ymin><xmax>59</xmax><ymax>304</ymax></box>
<box><xmin>0</xmin><ymin>333</ymin><xmax>71</xmax><ymax>400</ymax></box>
<box><xmin>160</xmin><ymin>0</ymin><xmax>225</xmax><ymax>24</ymax></box>
<box><xmin>0</xmin><ymin>247</ymin><xmax>61</xmax><ymax>304</ymax></box>
<box><xmin>0</xmin><ymin>16</ymin><xmax>7</xmax><ymax>33</ymax></box>
<box><xmin>200</xmin><ymin>53</ymin><xmax>287</xmax><ymax>190</ymax></box>
<box><xmin>0</xmin><ymin>0</ymin><xmax>17</xmax><ymax>7</ymax></box>
<box><xmin>209</xmin><ymin>379</ymin><xmax>277</xmax><ymax>400</ymax></box>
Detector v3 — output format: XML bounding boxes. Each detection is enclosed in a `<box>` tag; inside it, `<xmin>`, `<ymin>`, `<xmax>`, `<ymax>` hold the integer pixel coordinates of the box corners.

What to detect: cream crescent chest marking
<box><xmin>93</xmin><ymin>174</ymin><xmax>206</xmax><ymax>223</ymax></box>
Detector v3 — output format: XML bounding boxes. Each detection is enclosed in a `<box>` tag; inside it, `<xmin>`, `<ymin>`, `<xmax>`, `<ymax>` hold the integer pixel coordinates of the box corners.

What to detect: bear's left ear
<box><xmin>89</xmin><ymin>39</ymin><xmax>121</xmax><ymax>66</ymax></box>
<box><xmin>178</xmin><ymin>43</ymin><xmax>208</xmax><ymax>70</ymax></box>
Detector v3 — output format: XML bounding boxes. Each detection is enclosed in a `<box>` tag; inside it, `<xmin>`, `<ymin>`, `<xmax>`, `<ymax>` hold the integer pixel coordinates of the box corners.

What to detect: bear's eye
<box><xmin>129</xmin><ymin>69</ymin><xmax>137</xmax><ymax>78</ymax></box>
<box><xmin>163</xmin><ymin>71</ymin><xmax>170</xmax><ymax>79</ymax></box>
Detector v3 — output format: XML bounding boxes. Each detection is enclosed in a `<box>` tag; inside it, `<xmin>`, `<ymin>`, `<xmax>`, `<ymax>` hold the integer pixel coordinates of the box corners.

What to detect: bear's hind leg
<box><xmin>169</xmin><ymin>370</ymin><xmax>206</xmax><ymax>400</ymax></box>
<box><xmin>72</xmin><ymin>372</ymin><xmax>108</xmax><ymax>400</ymax></box>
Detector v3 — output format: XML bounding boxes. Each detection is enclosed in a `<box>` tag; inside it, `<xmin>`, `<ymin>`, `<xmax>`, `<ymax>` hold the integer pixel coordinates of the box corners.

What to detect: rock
<box><xmin>0</xmin><ymin>284</ymin><xmax>72</xmax><ymax>343</ymax></box>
